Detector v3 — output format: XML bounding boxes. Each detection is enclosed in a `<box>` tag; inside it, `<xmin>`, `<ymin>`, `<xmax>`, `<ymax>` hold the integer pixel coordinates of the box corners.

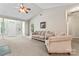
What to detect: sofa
<box><xmin>32</xmin><ymin>31</ymin><xmax>55</xmax><ymax>41</ymax></box>
<box><xmin>45</xmin><ymin>35</ymin><xmax>72</xmax><ymax>54</ymax></box>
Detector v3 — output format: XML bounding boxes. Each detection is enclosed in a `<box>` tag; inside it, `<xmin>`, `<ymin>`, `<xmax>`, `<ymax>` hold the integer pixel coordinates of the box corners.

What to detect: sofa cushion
<box><xmin>32</xmin><ymin>35</ymin><xmax>40</xmax><ymax>38</ymax></box>
<box><xmin>56</xmin><ymin>33</ymin><xmax>67</xmax><ymax>37</ymax></box>
<box><xmin>39</xmin><ymin>36</ymin><xmax>45</xmax><ymax>39</ymax></box>
<box><xmin>32</xmin><ymin>31</ymin><xmax>38</xmax><ymax>35</ymax></box>
<box><xmin>46</xmin><ymin>31</ymin><xmax>55</xmax><ymax>38</ymax></box>
<box><xmin>38</xmin><ymin>31</ymin><xmax>42</xmax><ymax>34</ymax></box>
<box><xmin>40</xmin><ymin>31</ymin><xmax>46</xmax><ymax>36</ymax></box>
<box><xmin>32</xmin><ymin>32</ymin><xmax>36</xmax><ymax>35</ymax></box>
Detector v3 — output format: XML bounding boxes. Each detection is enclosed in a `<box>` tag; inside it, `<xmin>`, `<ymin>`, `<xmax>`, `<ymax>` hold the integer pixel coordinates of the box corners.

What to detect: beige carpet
<box><xmin>1</xmin><ymin>37</ymin><xmax>79</xmax><ymax>56</ymax></box>
<box><xmin>5</xmin><ymin>38</ymin><xmax>48</xmax><ymax>56</ymax></box>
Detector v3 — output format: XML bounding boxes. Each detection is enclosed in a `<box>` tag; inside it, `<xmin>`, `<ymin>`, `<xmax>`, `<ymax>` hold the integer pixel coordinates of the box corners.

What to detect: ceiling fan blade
<box><xmin>25</xmin><ymin>11</ymin><xmax>28</xmax><ymax>13</ymax></box>
<box><xmin>27</xmin><ymin>8</ymin><xmax>31</xmax><ymax>10</ymax></box>
<box><xmin>25</xmin><ymin>10</ymin><xmax>29</xmax><ymax>13</ymax></box>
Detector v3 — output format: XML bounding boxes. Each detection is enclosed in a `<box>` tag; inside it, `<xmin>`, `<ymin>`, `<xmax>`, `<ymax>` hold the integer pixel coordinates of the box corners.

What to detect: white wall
<box><xmin>29</xmin><ymin>5</ymin><xmax>70</xmax><ymax>35</ymax></box>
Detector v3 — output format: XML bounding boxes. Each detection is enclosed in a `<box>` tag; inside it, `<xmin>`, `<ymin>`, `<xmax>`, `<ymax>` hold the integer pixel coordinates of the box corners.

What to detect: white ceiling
<box><xmin>35</xmin><ymin>3</ymin><xmax>74</xmax><ymax>9</ymax></box>
<box><xmin>0</xmin><ymin>3</ymin><xmax>75</xmax><ymax>21</ymax></box>
<box><xmin>0</xmin><ymin>3</ymin><xmax>42</xmax><ymax>21</ymax></box>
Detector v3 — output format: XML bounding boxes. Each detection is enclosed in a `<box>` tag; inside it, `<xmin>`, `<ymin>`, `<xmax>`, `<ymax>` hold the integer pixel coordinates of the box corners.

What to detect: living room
<box><xmin>0</xmin><ymin>3</ymin><xmax>79</xmax><ymax>56</ymax></box>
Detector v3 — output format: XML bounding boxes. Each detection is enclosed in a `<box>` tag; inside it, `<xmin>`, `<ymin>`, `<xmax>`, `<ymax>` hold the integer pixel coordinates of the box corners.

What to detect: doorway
<box><xmin>67</xmin><ymin>7</ymin><xmax>79</xmax><ymax>38</ymax></box>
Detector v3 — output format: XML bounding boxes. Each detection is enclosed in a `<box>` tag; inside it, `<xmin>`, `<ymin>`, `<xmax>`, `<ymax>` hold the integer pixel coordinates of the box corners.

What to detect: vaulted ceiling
<box><xmin>0</xmin><ymin>3</ymin><xmax>42</xmax><ymax>21</ymax></box>
<box><xmin>35</xmin><ymin>3</ymin><xmax>74</xmax><ymax>9</ymax></box>
<box><xmin>0</xmin><ymin>3</ymin><xmax>75</xmax><ymax>21</ymax></box>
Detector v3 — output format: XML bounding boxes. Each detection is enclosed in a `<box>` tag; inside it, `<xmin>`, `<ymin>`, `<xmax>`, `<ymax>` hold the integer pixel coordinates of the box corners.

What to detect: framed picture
<box><xmin>40</xmin><ymin>22</ymin><xmax>46</xmax><ymax>29</ymax></box>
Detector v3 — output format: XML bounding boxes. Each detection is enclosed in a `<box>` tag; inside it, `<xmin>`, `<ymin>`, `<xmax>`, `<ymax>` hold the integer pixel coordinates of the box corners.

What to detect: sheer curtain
<box><xmin>0</xmin><ymin>18</ymin><xmax>25</xmax><ymax>38</ymax></box>
<box><xmin>0</xmin><ymin>18</ymin><xmax>3</xmax><ymax>35</ymax></box>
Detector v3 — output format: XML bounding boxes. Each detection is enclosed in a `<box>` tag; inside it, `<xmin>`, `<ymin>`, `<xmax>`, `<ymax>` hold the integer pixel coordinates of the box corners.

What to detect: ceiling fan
<box><xmin>18</xmin><ymin>3</ymin><xmax>31</xmax><ymax>13</ymax></box>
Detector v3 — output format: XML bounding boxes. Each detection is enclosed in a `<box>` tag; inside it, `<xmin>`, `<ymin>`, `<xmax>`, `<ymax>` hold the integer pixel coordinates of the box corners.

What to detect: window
<box><xmin>0</xmin><ymin>18</ymin><xmax>25</xmax><ymax>37</ymax></box>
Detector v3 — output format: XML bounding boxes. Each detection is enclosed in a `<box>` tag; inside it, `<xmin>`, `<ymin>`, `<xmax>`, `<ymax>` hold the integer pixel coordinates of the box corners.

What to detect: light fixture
<box><xmin>19</xmin><ymin>3</ymin><xmax>31</xmax><ymax>13</ymax></box>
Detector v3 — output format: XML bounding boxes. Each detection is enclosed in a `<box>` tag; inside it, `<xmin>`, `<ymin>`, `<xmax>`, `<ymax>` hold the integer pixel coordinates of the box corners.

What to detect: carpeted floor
<box><xmin>3</xmin><ymin>37</ymin><xmax>79</xmax><ymax>56</ymax></box>
<box><xmin>5</xmin><ymin>38</ymin><xmax>48</xmax><ymax>56</ymax></box>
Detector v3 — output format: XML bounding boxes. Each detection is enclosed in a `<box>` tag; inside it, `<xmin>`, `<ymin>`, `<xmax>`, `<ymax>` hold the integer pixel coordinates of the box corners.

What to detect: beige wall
<box><xmin>29</xmin><ymin>5</ymin><xmax>74</xmax><ymax>35</ymax></box>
